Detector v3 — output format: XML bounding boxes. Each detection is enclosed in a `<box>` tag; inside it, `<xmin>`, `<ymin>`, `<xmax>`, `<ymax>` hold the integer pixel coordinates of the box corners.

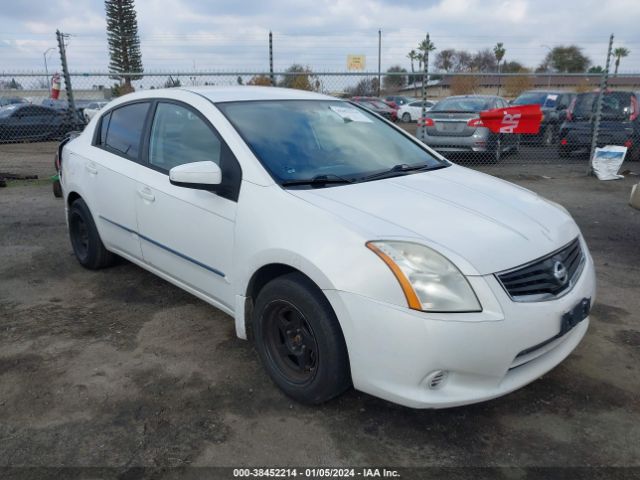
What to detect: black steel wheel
<box><xmin>253</xmin><ymin>272</ymin><xmax>351</xmax><ymax>404</ymax></box>
<box><xmin>262</xmin><ymin>300</ymin><xmax>319</xmax><ymax>385</ymax></box>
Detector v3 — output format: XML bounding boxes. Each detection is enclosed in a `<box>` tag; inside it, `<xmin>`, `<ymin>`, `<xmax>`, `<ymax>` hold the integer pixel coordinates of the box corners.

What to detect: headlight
<box><xmin>367</xmin><ymin>241</ymin><xmax>481</xmax><ymax>312</ymax></box>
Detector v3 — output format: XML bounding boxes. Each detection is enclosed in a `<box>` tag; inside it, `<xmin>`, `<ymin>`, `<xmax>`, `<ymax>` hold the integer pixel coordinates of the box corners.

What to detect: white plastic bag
<box><xmin>592</xmin><ymin>146</ymin><xmax>627</xmax><ymax>181</ymax></box>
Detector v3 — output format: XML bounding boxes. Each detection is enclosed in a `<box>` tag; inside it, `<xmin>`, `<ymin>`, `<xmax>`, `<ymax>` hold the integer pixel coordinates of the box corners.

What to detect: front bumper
<box><xmin>325</xmin><ymin>249</ymin><xmax>596</xmax><ymax>409</ymax></box>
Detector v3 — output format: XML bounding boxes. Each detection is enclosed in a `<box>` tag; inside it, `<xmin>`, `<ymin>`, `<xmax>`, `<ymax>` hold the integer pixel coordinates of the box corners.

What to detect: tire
<box><xmin>52</xmin><ymin>179</ymin><xmax>62</xmax><ymax>198</ymax></box>
<box><xmin>541</xmin><ymin>125</ymin><xmax>554</xmax><ymax>147</ymax></box>
<box><xmin>253</xmin><ymin>272</ymin><xmax>351</xmax><ymax>404</ymax></box>
<box><xmin>68</xmin><ymin>198</ymin><xmax>115</xmax><ymax>269</ymax></box>
<box><xmin>402</xmin><ymin>113</ymin><xmax>411</xmax><ymax>123</ymax></box>
<box><xmin>629</xmin><ymin>146</ymin><xmax>640</xmax><ymax>162</ymax></box>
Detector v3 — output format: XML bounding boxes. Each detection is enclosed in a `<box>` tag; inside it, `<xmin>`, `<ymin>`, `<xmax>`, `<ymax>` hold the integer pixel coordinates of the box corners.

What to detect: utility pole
<box><xmin>377</xmin><ymin>29</ymin><xmax>382</xmax><ymax>96</ymax></box>
<box><xmin>56</xmin><ymin>30</ymin><xmax>77</xmax><ymax>125</ymax></box>
<box><xmin>589</xmin><ymin>33</ymin><xmax>614</xmax><ymax>174</ymax></box>
<box><xmin>269</xmin><ymin>31</ymin><xmax>274</xmax><ymax>86</ymax></box>
<box><xmin>421</xmin><ymin>33</ymin><xmax>430</xmax><ymax>121</ymax></box>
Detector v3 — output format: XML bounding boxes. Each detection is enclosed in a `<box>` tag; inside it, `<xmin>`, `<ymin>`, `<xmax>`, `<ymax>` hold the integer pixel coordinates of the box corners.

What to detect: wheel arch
<box><xmin>240</xmin><ymin>261</ymin><xmax>341</xmax><ymax>344</ymax></box>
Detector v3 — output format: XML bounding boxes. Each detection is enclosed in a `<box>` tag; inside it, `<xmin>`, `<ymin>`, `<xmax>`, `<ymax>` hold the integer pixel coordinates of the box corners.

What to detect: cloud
<box><xmin>0</xmin><ymin>0</ymin><xmax>637</xmax><ymax>73</ymax></box>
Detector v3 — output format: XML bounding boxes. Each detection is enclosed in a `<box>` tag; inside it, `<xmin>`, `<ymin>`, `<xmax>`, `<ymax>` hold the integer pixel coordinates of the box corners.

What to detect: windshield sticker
<box><xmin>547</xmin><ymin>94</ymin><xmax>558</xmax><ymax>101</ymax></box>
<box><xmin>329</xmin><ymin>105</ymin><xmax>372</xmax><ymax>123</ymax></box>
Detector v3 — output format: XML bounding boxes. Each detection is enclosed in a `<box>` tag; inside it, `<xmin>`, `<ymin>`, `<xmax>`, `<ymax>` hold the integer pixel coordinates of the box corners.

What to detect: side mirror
<box><xmin>169</xmin><ymin>161</ymin><xmax>222</xmax><ymax>190</ymax></box>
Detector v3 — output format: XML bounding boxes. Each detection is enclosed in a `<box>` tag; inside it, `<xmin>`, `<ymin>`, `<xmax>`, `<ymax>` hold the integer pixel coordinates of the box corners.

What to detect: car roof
<box><xmin>184</xmin><ymin>86</ymin><xmax>335</xmax><ymax>103</ymax></box>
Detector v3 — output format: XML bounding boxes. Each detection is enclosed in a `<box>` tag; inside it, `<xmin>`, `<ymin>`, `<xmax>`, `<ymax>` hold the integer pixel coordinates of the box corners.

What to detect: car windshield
<box><xmin>218</xmin><ymin>100</ymin><xmax>445</xmax><ymax>184</ymax></box>
<box><xmin>431</xmin><ymin>97</ymin><xmax>493</xmax><ymax>112</ymax></box>
<box><xmin>573</xmin><ymin>92</ymin><xmax>633</xmax><ymax>120</ymax></box>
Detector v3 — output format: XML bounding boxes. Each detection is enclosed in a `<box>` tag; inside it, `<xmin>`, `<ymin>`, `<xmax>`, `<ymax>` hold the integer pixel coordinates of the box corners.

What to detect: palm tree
<box><xmin>613</xmin><ymin>47</ymin><xmax>630</xmax><ymax>76</ymax></box>
<box><xmin>494</xmin><ymin>42</ymin><xmax>506</xmax><ymax>94</ymax></box>
<box><xmin>417</xmin><ymin>39</ymin><xmax>436</xmax><ymax>72</ymax></box>
<box><xmin>407</xmin><ymin>50</ymin><xmax>417</xmax><ymax>74</ymax></box>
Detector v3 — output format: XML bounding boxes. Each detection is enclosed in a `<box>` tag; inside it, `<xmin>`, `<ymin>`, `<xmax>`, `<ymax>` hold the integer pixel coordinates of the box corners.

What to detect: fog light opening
<box><xmin>426</xmin><ymin>370</ymin><xmax>448</xmax><ymax>390</ymax></box>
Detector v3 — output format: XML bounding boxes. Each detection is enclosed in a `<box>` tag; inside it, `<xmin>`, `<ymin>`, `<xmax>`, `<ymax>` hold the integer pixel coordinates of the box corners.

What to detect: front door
<box><xmin>135</xmin><ymin>101</ymin><xmax>241</xmax><ymax>309</ymax></box>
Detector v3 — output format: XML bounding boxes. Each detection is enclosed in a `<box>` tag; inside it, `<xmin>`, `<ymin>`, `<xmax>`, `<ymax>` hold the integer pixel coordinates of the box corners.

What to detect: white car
<box><xmin>82</xmin><ymin>101</ymin><xmax>108</xmax><ymax>122</ymax></box>
<box><xmin>59</xmin><ymin>86</ymin><xmax>596</xmax><ymax>409</ymax></box>
<box><xmin>398</xmin><ymin>100</ymin><xmax>435</xmax><ymax>123</ymax></box>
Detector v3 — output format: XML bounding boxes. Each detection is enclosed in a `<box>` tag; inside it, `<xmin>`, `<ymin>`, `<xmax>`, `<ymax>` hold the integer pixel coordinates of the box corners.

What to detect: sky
<box><xmin>0</xmin><ymin>0</ymin><xmax>639</xmax><ymax>76</ymax></box>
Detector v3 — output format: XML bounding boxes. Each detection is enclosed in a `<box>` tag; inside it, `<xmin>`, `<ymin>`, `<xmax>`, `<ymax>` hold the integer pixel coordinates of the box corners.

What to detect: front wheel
<box><xmin>253</xmin><ymin>273</ymin><xmax>351</xmax><ymax>404</ymax></box>
<box><xmin>402</xmin><ymin>113</ymin><xmax>411</xmax><ymax>123</ymax></box>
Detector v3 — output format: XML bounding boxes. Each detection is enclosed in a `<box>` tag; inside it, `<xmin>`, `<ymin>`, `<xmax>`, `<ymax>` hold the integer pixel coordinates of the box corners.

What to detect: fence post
<box><xmin>269</xmin><ymin>31</ymin><xmax>274</xmax><ymax>86</ymax></box>
<box><xmin>377</xmin><ymin>29</ymin><xmax>382</xmax><ymax>97</ymax></box>
<box><xmin>56</xmin><ymin>30</ymin><xmax>77</xmax><ymax>127</ymax></box>
<box><xmin>421</xmin><ymin>33</ymin><xmax>430</xmax><ymax>121</ymax></box>
<box><xmin>589</xmin><ymin>34</ymin><xmax>614</xmax><ymax>174</ymax></box>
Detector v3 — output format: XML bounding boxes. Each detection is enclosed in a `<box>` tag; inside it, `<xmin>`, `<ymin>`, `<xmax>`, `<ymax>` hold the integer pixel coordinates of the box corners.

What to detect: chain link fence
<box><xmin>1</xmin><ymin>71</ymin><xmax>639</xmax><ymax>173</ymax></box>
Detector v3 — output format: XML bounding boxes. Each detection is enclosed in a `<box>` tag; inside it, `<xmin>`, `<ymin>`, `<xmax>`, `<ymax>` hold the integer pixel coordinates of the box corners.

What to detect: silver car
<box><xmin>417</xmin><ymin>95</ymin><xmax>520</xmax><ymax>162</ymax></box>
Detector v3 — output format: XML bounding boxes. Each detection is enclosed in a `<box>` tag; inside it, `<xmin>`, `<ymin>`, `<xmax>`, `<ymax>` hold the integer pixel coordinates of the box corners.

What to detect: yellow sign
<box><xmin>347</xmin><ymin>55</ymin><xmax>366</xmax><ymax>71</ymax></box>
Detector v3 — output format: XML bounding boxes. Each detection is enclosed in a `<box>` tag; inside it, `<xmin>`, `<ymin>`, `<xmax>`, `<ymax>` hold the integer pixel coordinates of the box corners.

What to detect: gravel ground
<box><xmin>1</xmin><ymin>142</ymin><xmax>639</xmax><ymax>479</ymax></box>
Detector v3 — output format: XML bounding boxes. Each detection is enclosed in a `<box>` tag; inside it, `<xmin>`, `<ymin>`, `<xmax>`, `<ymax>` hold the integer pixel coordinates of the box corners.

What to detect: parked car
<box><xmin>351</xmin><ymin>97</ymin><xmax>397</xmax><ymax>121</ymax></box>
<box><xmin>0</xmin><ymin>96</ymin><xmax>28</xmax><ymax>107</ymax></box>
<box><xmin>512</xmin><ymin>90</ymin><xmax>575</xmax><ymax>146</ymax></box>
<box><xmin>398</xmin><ymin>100</ymin><xmax>435</xmax><ymax>123</ymax></box>
<box><xmin>59</xmin><ymin>86</ymin><xmax>595</xmax><ymax>409</ymax></box>
<box><xmin>384</xmin><ymin>95</ymin><xmax>418</xmax><ymax>109</ymax></box>
<box><xmin>558</xmin><ymin>90</ymin><xmax>640</xmax><ymax>161</ymax></box>
<box><xmin>0</xmin><ymin>104</ymin><xmax>83</xmax><ymax>142</ymax></box>
<box><xmin>417</xmin><ymin>95</ymin><xmax>520</xmax><ymax>162</ymax></box>
<box><xmin>83</xmin><ymin>101</ymin><xmax>108</xmax><ymax>122</ymax></box>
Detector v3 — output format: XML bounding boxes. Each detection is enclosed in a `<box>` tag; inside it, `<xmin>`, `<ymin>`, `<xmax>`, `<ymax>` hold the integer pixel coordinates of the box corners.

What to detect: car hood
<box><xmin>289</xmin><ymin>165</ymin><xmax>579</xmax><ymax>275</ymax></box>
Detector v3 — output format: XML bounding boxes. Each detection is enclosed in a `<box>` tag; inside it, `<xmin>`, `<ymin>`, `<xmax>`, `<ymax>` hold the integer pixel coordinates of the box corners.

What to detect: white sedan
<box><xmin>398</xmin><ymin>100</ymin><xmax>435</xmax><ymax>122</ymax></box>
<box><xmin>58</xmin><ymin>86</ymin><xmax>595</xmax><ymax>408</ymax></box>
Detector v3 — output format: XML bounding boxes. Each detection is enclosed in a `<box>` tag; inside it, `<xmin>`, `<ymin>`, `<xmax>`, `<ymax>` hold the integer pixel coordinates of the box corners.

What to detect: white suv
<box><xmin>59</xmin><ymin>86</ymin><xmax>596</xmax><ymax>408</ymax></box>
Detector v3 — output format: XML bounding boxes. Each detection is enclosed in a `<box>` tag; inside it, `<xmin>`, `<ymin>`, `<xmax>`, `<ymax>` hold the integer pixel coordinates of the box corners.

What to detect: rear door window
<box><xmin>102</xmin><ymin>102</ymin><xmax>150</xmax><ymax>159</ymax></box>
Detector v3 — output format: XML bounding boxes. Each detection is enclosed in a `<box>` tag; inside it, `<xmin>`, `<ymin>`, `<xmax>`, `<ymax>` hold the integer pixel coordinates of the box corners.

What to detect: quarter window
<box><xmin>102</xmin><ymin>102</ymin><xmax>149</xmax><ymax>159</ymax></box>
<box><xmin>149</xmin><ymin>102</ymin><xmax>222</xmax><ymax>172</ymax></box>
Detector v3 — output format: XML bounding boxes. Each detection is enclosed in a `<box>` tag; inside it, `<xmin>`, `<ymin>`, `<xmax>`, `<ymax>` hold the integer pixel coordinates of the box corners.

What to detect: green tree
<box><xmin>279</xmin><ymin>64</ymin><xmax>317</xmax><ymax>91</ymax></box>
<box><xmin>417</xmin><ymin>38</ymin><xmax>436</xmax><ymax>71</ymax></box>
<box><xmin>502</xmin><ymin>61</ymin><xmax>529</xmax><ymax>73</ymax></box>
<box><xmin>494</xmin><ymin>43</ymin><xmax>506</xmax><ymax>70</ymax></box>
<box><xmin>383</xmin><ymin>65</ymin><xmax>408</xmax><ymax>91</ymax></box>
<box><xmin>588</xmin><ymin>65</ymin><xmax>604</xmax><ymax>74</ymax></box>
<box><xmin>613</xmin><ymin>47</ymin><xmax>630</xmax><ymax>76</ymax></box>
<box><xmin>539</xmin><ymin>45</ymin><xmax>590</xmax><ymax>73</ymax></box>
<box><xmin>105</xmin><ymin>0</ymin><xmax>143</xmax><ymax>89</ymax></box>
<box><xmin>164</xmin><ymin>76</ymin><xmax>181</xmax><ymax>88</ymax></box>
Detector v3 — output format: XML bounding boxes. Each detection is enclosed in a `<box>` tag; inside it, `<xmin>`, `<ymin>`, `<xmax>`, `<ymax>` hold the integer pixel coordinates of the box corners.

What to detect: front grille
<box><xmin>496</xmin><ymin>238</ymin><xmax>585</xmax><ymax>302</ymax></box>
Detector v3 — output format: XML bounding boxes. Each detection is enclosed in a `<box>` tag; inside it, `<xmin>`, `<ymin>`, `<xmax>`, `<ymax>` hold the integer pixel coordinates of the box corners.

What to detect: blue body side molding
<box><xmin>99</xmin><ymin>215</ymin><xmax>225</xmax><ymax>278</ymax></box>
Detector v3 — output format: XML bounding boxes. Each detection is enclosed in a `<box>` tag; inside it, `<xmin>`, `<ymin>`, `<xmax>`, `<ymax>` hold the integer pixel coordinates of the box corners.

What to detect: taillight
<box><xmin>630</xmin><ymin>96</ymin><xmax>638</xmax><ymax>121</ymax></box>
<box><xmin>467</xmin><ymin>118</ymin><xmax>484</xmax><ymax>127</ymax></box>
<box><xmin>561</xmin><ymin>138</ymin><xmax>568</xmax><ymax>145</ymax></box>
<box><xmin>566</xmin><ymin>97</ymin><xmax>576</xmax><ymax>121</ymax></box>
<box><xmin>419</xmin><ymin>117</ymin><xmax>435</xmax><ymax>127</ymax></box>
<box><xmin>624</xmin><ymin>139</ymin><xmax>633</xmax><ymax>148</ymax></box>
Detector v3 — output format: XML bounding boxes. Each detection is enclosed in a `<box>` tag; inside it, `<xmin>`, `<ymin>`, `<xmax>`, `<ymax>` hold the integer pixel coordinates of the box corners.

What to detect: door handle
<box><xmin>85</xmin><ymin>163</ymin><xmax>98</xmax><ymax>175</ymax></box>
<box><xmin>138</xmin><ymin>187</ymin><xmax>155</xmax><ymax>202</ymax></box>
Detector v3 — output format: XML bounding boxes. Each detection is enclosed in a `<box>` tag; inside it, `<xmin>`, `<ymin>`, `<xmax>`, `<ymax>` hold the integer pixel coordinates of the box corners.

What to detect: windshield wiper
<box><xmin>357</xmin><ymin>163</ymin><xmax>441</xmax><ymax>182</ymax></box>
<box><xmin>281</xmin><ymin>174</ymin><xmax>354</xmax><ymax>188</ymax></box>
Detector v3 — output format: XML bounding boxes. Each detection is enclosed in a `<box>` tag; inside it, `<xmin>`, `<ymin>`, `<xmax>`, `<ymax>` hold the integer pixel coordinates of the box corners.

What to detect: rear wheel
<box><xmin>68</xmin><ymin>198</ymin><xmax>115</xmax><ymax>269</ymax></box>
<box><xmin>402</xmin><ymin>113</ymin><xmax>411</xmax><ymax>123</ymax></box>
<box><xmin>253</xmin><ymin>272</ymin><xmax>351</xmax><ymax>404</ymax></box>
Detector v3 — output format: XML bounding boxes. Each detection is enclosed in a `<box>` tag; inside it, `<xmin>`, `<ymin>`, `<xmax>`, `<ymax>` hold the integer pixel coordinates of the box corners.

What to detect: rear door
<box><xmin>135</xmin><ymin>100</ymin><xmax>241</xmax><ymax>309</ymax></box>
<box><xmin>86</xmin><ymin>101</ymin><xmax>151</xmax><ymax>260</ymax></box>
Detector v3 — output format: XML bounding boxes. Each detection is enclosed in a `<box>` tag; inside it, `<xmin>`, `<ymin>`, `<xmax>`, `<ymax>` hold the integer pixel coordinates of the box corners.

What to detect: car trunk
<box><xmin>424</xmin><ymin>111</ymin><xmax>480</xmax><ymax>137</ymax></box>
